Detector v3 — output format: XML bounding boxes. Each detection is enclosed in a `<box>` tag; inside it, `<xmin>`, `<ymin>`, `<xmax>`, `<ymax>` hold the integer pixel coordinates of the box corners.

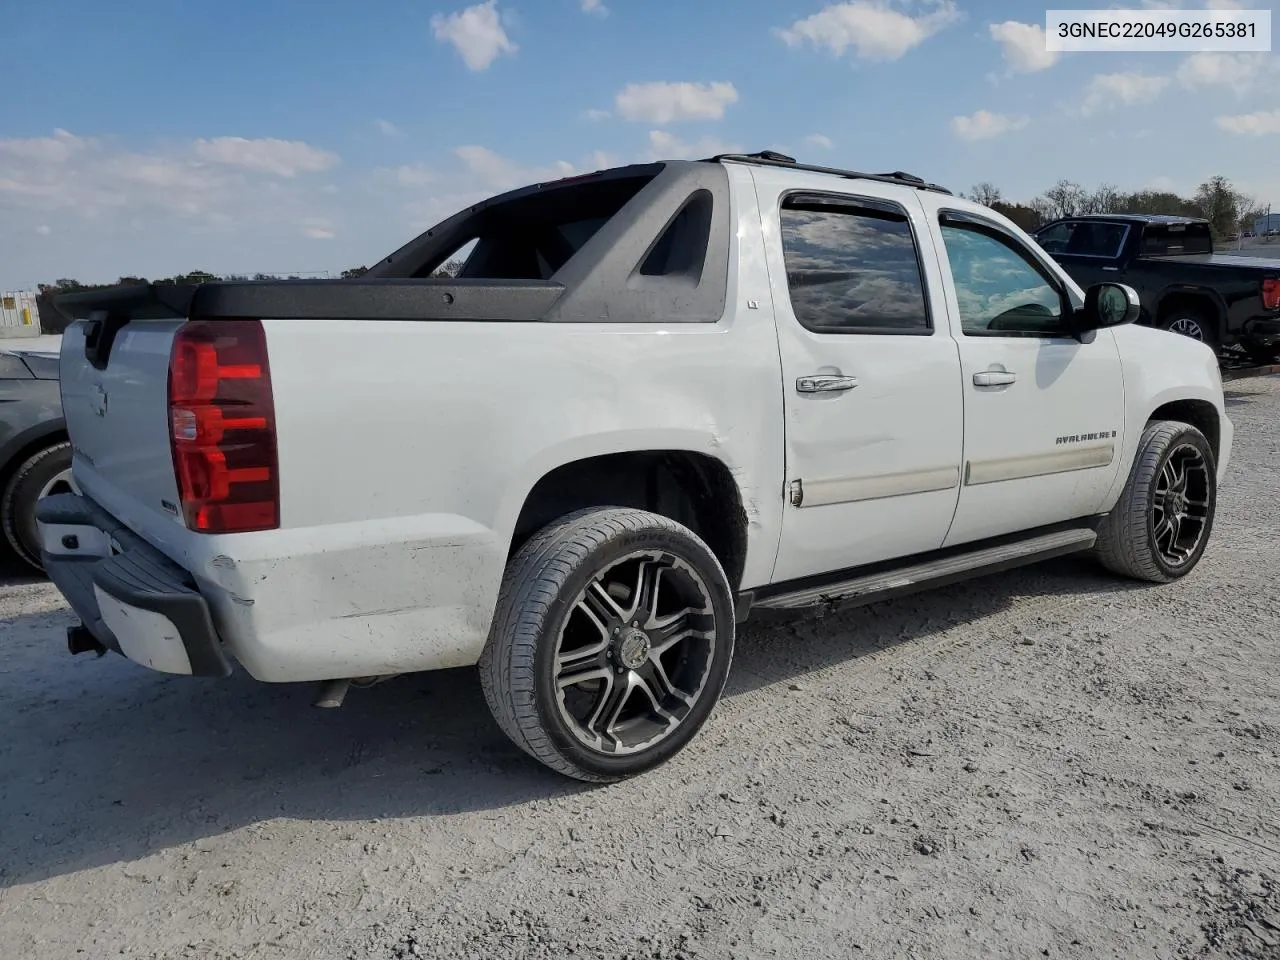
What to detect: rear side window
<box><xmin>1037</xmin><ymin>220</ymin><xmax>1128</xmax><ymax>258</ymax></box>
<box><xmin>411</xmin><ymin>174</ymin><xmax>657</xmax><ymax>280</ymax></box>
<box><xmin>1140</xmin><ymin>222</ymin><xmax>1213</xmax><ymax>256</ymax></box>
<box><xmin>779</xmin><ymin>195</ymin><xmax>931</xmax><ymax>334</ymax></box>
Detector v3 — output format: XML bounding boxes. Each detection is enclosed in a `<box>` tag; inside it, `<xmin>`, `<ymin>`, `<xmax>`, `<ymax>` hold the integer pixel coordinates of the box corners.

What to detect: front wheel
<box><xmin>479</xmin><ymin>507</ymin><xmax>735</xmax><ymax>782</ymax></box>
<box><xmin>1094</xmin><ymin>420</ymin><xmax>1217</xmax><ymax>583</ymax></box>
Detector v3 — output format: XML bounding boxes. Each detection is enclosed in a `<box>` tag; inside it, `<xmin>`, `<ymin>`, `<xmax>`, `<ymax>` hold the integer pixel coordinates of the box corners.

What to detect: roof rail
<box><xmin>702</xmin><ymin>150</ymin><xmax>953</xmax><ymax>195</ymax></box>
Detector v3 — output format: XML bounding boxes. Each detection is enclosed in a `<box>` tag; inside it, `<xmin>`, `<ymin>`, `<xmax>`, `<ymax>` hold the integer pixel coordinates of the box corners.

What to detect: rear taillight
<box><xmin>1263</xmin><ymin>278</ymin><xmax>1280</xmax><ymax>311</ymax></box>
<box><xmin>167</xmin><ymin>318</ymin><xmax>279</xmax><ymax>533</ymax></box>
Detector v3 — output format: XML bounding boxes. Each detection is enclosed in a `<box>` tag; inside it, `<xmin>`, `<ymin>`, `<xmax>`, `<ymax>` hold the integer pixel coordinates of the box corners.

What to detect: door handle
<box><xmin>796</xmin><ymin>375</ymin><xmax>858</xmax><ymax>393</ymax></box>
<box><xmin>973</xmin><ymin>370</ymin><xmax>1017</xmax><ymax>387</ymax></box>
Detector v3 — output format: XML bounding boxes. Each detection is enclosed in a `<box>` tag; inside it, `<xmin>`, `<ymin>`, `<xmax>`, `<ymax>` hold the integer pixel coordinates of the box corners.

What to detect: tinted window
<box><xmin>941</xmin><ymin>223</ymin><xmax>1067</xmax><ymax>337</ymax></box>
<box><xmin>1037</xmin><ymin>220</ymin><xmax>1127</xmax><ymax>257</ymax></box>
<box><xmin>779</xmin><ymin>198</ymin><xmax>930</xmax><ymax>334</ymax></box>
<box><xmin>1140</xmin><ymin>222</ymin><xmax>1212</xmax><ymax>256</ymax></box>
<box><xmin>410</xmin><ymin>173</ymin><xmax>658</xmax><ymax>280</ymax></box>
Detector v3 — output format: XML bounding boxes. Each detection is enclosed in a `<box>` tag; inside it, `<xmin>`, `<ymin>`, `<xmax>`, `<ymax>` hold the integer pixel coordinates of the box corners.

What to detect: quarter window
<box><xmin>941</xmin><ymin>223</ymin><xmax>1068</xmax><ymax>337</ymax></box>
<box><xmin>779</xmin><ymin>197</ymin><xmax>931</xmax><ymax>334</ymax></box>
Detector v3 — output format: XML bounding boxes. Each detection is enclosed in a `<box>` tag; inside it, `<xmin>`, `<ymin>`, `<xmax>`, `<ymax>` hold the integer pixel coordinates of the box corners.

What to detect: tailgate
<box><xmin>58</xmin><ymin>309</ymin><xmax>187</xmax><ymax>537</ymax></box>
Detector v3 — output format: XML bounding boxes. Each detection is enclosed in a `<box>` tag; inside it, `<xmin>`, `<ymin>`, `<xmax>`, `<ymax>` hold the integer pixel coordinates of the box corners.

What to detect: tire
<box><xmin>1094</xmin><ymin>420</ymin><xmax>1217</xmax><ymax>583</ymax></box>
<box><xmin>1</xmin><ymin>442</ymin><xmax>74</xmax><ymax>574</ymax></box>
<box><xmin>1160</xmin><ymin>309</ymin><xmax>1219</xmax><ymax>354</ymax></box>
<box><xmin>479</xmin><ymin>506</ymin><xmax>735</xmax><ymax>782</ymax></box>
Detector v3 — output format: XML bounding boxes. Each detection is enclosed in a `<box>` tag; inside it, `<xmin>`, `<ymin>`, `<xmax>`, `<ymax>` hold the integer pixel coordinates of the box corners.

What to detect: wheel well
<box><xmin>510</xmin><ymin>451</ymin><xmax>750</xmax><ymax>591</ymax></box>
<box><xmin>0</xmin><ymin>430</ymin><xmax>68</xmax><ymax>496</ymax></box>
<box><xmin>1149</xmin><ymin>400</ymin><xmax>1220</xmax><ymax>461</ymax></box>
<box><xmin>1156</xmin><ymin>292</ymin><xmax>1220</xmax><ymax>330</ymax></box>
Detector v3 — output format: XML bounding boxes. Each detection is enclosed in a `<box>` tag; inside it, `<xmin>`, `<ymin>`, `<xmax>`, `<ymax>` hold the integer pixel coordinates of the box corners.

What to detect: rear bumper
<box><xmin>37</xmin><ymin>489</ymin><xmax>505</xmax><ymax>683</ymax></box>
<box><xmin>36</xmin><ymin>493</ymin><xmax>231</xmax><ymax>677</ymax></box>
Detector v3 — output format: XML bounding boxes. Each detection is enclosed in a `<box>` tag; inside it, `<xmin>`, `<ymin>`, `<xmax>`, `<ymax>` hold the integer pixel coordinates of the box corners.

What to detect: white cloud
<box><xmin>0</xmin><ymin>128</ymin><xmax>91</xmax><ymax>165</ymax></box>
<box><xmin>1079</xmin><ymin>72</ymin><xmax>1172</xmax><ymax>116</ymax></box>
<box><xmin>1177</xmin><ymin>53</ymin><xmax>1273</xmax><ymax>94</ymax></box>
<box><xmin>777</xmin><ymin>1</ymin><xmax>960</xmax><ymax>62</ymax></box>
<box><xmin>949</xmin><ymin>110</ymin><xmax>1029</xmax><ymax>141</ymax></box>
<box><xmin>645</xmin><ymin>130</ymin><xmax>743</xmax><ymax>161</ymax></box>
<box><xmin>1216</xmin><ymin>110</ymin><xmax>1280</xmax><ymax>135</ymax></box>
<box><xmin>614</xmin><ymin>81</ymin><xmax>740</xmax><ymax>124</ymax></box>
<box><xmin>374</xmin><ymin>119</ymin><xmax>403</xmax><ymax>137</ymax></box>
<box><xmin>192</xmin><ymin>137</ymin><xmax>338</xmax><ymax>177</ymax></box>
<box><xmin>390</xmin><ymin>164</ymin><xmax>435</xmax><ymax>187</ymax></box>
<box><xmin>581</xmin><ymin>0</ymin><xmax>608</xmax><ymax>15</ymax></box>
<box><xmin>583</xmin><ymin>108</ymin><xmax>612</xmax><ymax>121</ymax></box>
<box><xmin>36</xmin><ymin>224</ymin><xmax>51</xmax><ymax>236</ymax></box>
<box><xmin>431</xmin><ymin>1</ymin><xmax>517</xmax><ymax>71</ymax></box>
<box><xmin>455</xmin><ymin>144</ymin><xmax>575</xmax><ymax>190</ymax></box>
<box><xmin>989</xmin><ymin>21</ymin><xmax>1060</xmax><ymax>73</ymax></box>
<box><xmin>805</xmin><ymin>133</ymin><xmax>834</xmax><ymax>149</ymax></box>
<box><xmin>303</xmin><ymin>226</ymin><xmax>336</xmax><ymax>240</ymax></box>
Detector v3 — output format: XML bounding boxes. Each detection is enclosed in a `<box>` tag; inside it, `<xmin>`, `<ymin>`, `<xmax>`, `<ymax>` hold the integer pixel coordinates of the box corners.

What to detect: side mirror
<box><xmin>1076</xmin><ymin>282</ymin><xmax>1140</xmax><ymax>334</ymax></box>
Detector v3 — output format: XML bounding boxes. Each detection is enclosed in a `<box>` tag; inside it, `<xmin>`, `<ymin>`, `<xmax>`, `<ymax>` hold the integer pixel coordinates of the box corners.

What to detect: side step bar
<box><xmin>753</xmin><ymin>527</ymin><xmax>1097</xmax><ymax>614</ymax></box>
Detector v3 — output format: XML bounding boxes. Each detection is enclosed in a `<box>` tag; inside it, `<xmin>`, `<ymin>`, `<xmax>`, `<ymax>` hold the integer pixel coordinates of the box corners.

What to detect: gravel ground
<box><xmin>2</xmin><ymin>378</ymin><xmax>1278</xmax><ymax>960</ymax></box>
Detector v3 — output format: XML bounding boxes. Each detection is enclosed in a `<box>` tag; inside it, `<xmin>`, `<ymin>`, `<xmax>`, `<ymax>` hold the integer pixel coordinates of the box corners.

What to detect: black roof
<box><xmin>1059</xmin><ymin>213</ymin><xmax>1209</xmax><ymax>225</ymax></box>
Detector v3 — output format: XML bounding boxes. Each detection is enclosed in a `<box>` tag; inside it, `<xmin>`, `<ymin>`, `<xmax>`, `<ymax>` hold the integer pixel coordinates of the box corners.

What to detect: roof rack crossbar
<box><xmin>701</xmin><ymin>151</ymin><xmax>953</xmax><ymax>195</ymax></box>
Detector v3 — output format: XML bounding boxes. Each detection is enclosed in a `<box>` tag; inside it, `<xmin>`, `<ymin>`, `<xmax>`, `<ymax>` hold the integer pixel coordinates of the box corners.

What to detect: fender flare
<box><xmin>0</xmin><ymin>418</ymin><xmax>68</xmax><ymax>485</ymax></box>
<box><xmin>1154</xmin><ymin>285</ymin><xmax>1227</xmax><ymax>333</ymax></box>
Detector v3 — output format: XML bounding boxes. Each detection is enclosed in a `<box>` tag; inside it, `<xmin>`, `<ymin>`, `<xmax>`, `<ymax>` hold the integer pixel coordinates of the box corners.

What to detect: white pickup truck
<box><xmin>41</xmin><ymin>151</ymin><xmax>1231</xmax><ymax>782</ymax></box>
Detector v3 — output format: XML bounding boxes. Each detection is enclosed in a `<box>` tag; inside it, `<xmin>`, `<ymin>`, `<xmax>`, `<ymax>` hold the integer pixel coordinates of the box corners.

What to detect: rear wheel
<box><xmin>1094</xmin><ymin>421</ymin><xmax>1217</xmax><ymax>583</ymax></box>
<box><xmin>1160</xmin><ymin>309</ymin><xmax>1219</xmax><ymax>355</ymax></box>
<box><xmin>479</xmin><ymin>507</ymin><xmax>735</xmax><ymax>782</ymax></box>
<box><xmin>1</xmin><ymin>441</ymin><xmax>75</xmax><ymax>573</ymax></box>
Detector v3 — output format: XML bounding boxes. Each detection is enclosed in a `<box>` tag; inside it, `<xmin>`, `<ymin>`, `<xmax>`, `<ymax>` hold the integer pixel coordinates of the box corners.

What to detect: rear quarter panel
<box><xmin>202</xmin><ymin>307</ymin><xmax>787</xmax><ymax>680</ymax></box>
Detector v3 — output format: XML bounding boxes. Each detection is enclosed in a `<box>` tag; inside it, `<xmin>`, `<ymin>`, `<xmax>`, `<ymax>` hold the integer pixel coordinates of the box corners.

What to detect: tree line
<box><xmin>33</xmin><ymin>176</ymin><xmax>1267</xmax><ymax>298</ymax></box>
<box><xmin>966</xmin><ymin>174</ymin><xmax>1268</xmax><ymax>238</ymax></box>
<box><xmin>37</xmin><ymin>259</ymin><xmax>469</xmax><ymax>297</ymax></box>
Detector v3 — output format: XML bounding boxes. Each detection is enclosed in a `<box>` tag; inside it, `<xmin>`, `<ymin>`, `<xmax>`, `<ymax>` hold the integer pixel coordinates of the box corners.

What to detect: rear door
<box><xmin>752</xmin><ymin>166</ymin><xmax>965</xmax><ymax>585</ymax></box>
<box><xmin>918</xmin><ymin>199</ymin><xmax>1127</xmax><ymax>547</ymax></box>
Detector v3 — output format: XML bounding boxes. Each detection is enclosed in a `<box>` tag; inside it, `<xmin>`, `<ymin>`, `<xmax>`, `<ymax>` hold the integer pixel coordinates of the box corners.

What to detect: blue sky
<box><xmin>2</xmin><ymin>0</ymin><xmax>1277</xmax><ymax>288</ymax></box>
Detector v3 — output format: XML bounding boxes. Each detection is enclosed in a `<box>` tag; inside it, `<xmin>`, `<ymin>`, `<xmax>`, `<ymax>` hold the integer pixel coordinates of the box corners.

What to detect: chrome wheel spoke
<box><xmin>628</xmin><ymin>559</ymin><xmax>664</xmax><ymax>625</ymax></box>
<box><xmin>583</xmin><ymin>580</ymin><xmax>627</xmax><ymax>625</ymax></box>
<box><xmin>587</xmin><ymin>672</ymin><xmax>634</xmax><ymax>744</ymax></box>
<box><xmin>633</xmin><ymin>665</ymin><xmax>680</xmax><ymax>726</ymax></box>
<box><xmin>639</xmin><ymin>658</ymin><xmax>689</xmax><ymax>711</ymax></box>
<box><xmin>558</xmin><ymin>663</ymin><xmax>611</xmax><ymax>691</ymax></box>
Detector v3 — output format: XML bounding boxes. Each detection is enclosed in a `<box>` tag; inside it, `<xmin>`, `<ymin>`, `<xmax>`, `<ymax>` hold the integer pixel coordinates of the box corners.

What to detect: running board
<box><xmin>753</xmin><ymin>527</ymin><xmax>1097</xmax><ymax>614</ymax></box>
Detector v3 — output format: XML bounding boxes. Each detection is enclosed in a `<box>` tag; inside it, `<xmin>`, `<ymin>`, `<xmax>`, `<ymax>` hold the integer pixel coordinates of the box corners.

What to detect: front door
<box><xmin>751</xmin><ymin>167</ymin><xmax>965</xmax><ymax>585</ymax></box>
<box><xmin>919</xmin><ymin>202</ymin><xmax>1127</xmax><ymax>547</ymax></box>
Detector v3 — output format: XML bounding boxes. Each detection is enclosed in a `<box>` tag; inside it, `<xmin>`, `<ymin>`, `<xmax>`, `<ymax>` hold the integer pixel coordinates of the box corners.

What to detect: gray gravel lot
<box><xmin>2</xmin><ymin>378</ymin><xmax>1278</xmax><ymax>960</ymax></box>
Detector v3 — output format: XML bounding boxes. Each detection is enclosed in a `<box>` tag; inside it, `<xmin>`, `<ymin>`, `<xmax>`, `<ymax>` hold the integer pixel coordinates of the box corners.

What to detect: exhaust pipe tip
<box><xmin>314</xmin><ymin>678</ymin><xmax>351</xmax><ymax>709</ymax></box>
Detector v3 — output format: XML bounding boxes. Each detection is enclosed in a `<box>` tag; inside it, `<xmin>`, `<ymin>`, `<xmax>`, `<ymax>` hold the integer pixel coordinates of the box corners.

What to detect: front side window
<box><xmin>941</xmin><ymin>222</ymin><xmax>1068</xmax><ymax>337</ymax></box>
<box><xmin>779</xmin><ymin>197</ymin><xmax>931</xmax><ymax>334</ymax></box>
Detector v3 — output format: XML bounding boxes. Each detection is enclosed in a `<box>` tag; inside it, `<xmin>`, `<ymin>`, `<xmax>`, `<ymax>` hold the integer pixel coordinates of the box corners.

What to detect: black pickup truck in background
<box><xmin>1034</xmin><ymin>214</ymin><xmax>1280</xmax><ymax>364</ymax></box>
